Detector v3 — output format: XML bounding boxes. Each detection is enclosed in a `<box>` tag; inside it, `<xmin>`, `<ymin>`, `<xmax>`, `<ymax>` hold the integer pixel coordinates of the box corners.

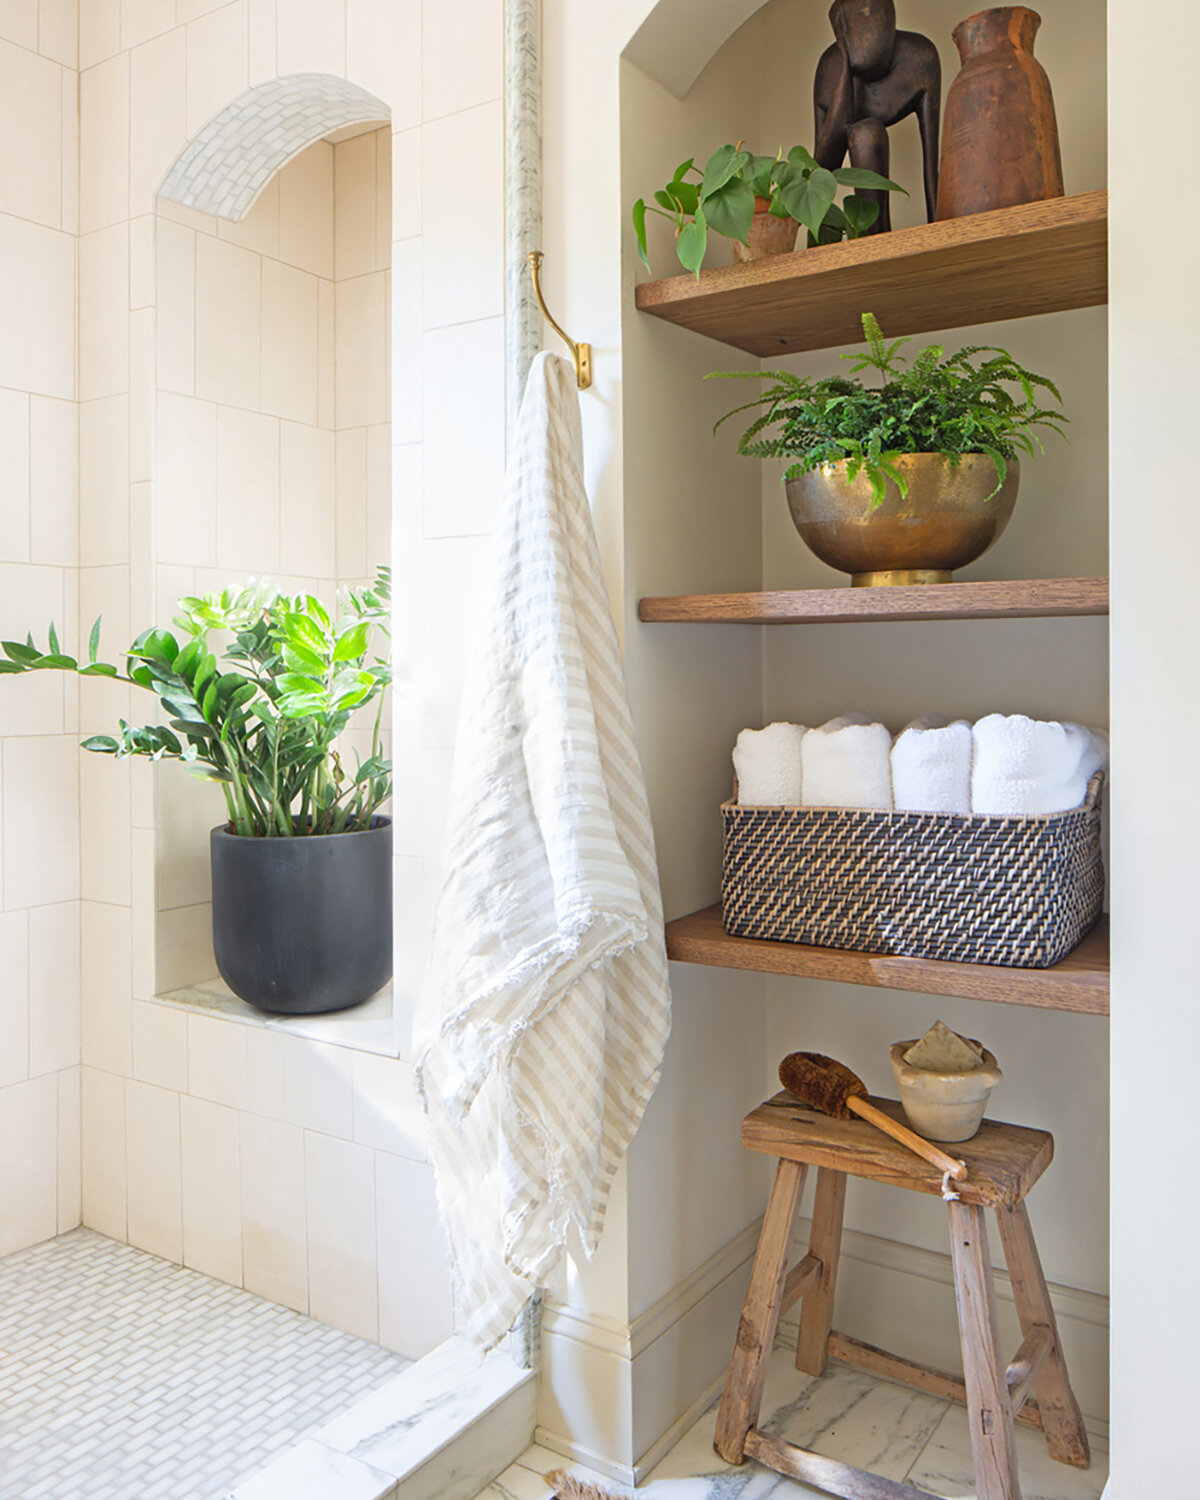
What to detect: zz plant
<box><xmin>711</xmin><ymin>313</ymin><xmax>1068</xmax><ymax>506</ymax></box>
<box><xmin>633</xmin><ymin>144</ymin><xmax>904</xmax><ymax>278</ymax></box>
<box><xmin>0</xmin><ymin>572</ymin><xmax>392</xmax><ymax>838</ymax></box>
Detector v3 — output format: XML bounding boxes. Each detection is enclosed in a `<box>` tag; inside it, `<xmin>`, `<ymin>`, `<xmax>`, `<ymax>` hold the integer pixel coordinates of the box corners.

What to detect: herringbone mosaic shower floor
<box><xmin>0</xmin><ymin>1228</ymin><xmax>408</xmax><ymax>1500</ymax></box>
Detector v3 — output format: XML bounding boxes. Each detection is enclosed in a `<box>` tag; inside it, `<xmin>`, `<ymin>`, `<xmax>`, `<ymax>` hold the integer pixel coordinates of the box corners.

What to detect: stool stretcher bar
<box><xmin>827</xmin><ymin>1331</ymin><xmax>1046</xmax><ymax>1433</ymax></box>
<box><xmin>744</xmin><ymin>1428</ymin><xmax>939</xmax><ymax>1500</ymax></box>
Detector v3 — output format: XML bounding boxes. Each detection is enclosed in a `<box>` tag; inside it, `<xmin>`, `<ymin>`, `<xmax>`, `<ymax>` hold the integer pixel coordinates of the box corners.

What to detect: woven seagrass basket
<box><xmin>721</xmin><ymin>773</ymin><xmax>1105</xmax><ymax>968</ymax></box>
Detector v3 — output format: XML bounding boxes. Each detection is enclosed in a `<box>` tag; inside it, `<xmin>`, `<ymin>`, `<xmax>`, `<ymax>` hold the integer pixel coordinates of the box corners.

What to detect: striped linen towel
<box><xmin>413</xmin><ymin>353</ymin><xmax>672</xmax><ymax>1348</ymax></box>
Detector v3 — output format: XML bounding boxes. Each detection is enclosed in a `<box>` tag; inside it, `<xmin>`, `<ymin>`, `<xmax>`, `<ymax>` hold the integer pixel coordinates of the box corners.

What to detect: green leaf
<box><xmin>48</xmin><ymin>621</ymin><xmax>60</xmax><ymax>655</ymax></box>
<box><xmin>283</xmin><ymin>643</ymin><xmax>326</xmax><ymax>677</ymax></box>
<box><xmin>332</xmin><ymin>622</ymin><xmax>371</xmax><ymax>663</ymax></box>
<box><xmin>786</xmin><ymin>145</ymin><xmax>818</xmax><ymax>171</ymax></box>
<box><xmin>676</xmin><ymin>204</ymin><xmax>708</xmax><ymax>281</ymax></box>
<box><xmin>305</xmin><ymin>595</ymin><xmax>331</xmax><ymax>631</ymax></box>
<box><xmin>88</xmin><ymin>617</ymin><xmax>101</xmax><ymax>665</ymax></box>
<box><xmin>32</xmin><ymin>653</ymin><xmax>77</xmax><ymax>670</ymax></box>
<box><xmin>700</xmin><ymin>145</ymin><xmax>750</xmax><ymax>201</ymax></box>
<box><xmin>669</xmin><ymin>157</ymin><xmax>695</xmax><ymax>185</ymax></box>
<box><xmin>81</xmin><ymin>735</ymin><xmax>120</xmax><ymax>753</ymax></box>
<box><xmin>743</xmin><ymin>153</ymin><xmax>779</xmax><ymax>200</ymax></box>
<box><xmin>2</xmin><ymin>641</ymin><xmax>41</xmax><ymax>664</ymax></box>
<box><xmin>79</xmin><ymin>663</ymin><xmax>119</xmax><ymax>677</ymax></box>
<box><xmin>661</xmin><ymin>179</ymin><xmax>699</xmax><ymax>216</ymax></box>
<box><xmin>832</xmin><ymin>167</ymin><xmax>906</xmax><ymax>193</ymax></box>
<box><xmin>632</xmin><ymin>198</ymin><xmax>650</xmax><ymax>270</ymax></box>
<box><xmin>701</xmin><ymin>176</ymin><xmax>755</xmax><ymax>243</ymax></box>
<box><xmin>286</xmin><ymin>615</ymin><xmax>326</xmax><ymax>655</ymax></box>
<box><xmin>778</xmin><ymin>165</ymin><xmax>838</xmax><ymax>240</ymax></box>
<box><xmin>842</xmin><ymin>195</ymin><xmax>879</xmax><ymax>237</ymax></box>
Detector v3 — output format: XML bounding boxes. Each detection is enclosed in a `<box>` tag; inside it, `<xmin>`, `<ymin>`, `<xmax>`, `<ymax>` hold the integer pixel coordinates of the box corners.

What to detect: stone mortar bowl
<box><xmin>889</xmin><ymin>1040</ymin><xmax>1003</xmax><ymax>1143</ymax></box>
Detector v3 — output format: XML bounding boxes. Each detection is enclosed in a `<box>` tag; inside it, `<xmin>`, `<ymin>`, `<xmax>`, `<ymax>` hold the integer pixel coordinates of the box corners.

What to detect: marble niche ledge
<box><xmin>226</xmin><ymin>1335</ymin><xmax>537</xmax><ymax>1500</ymax></box>
<box><xmin>153</xmin><ymin>978</ymin><xmax>400</xmax><ymax>1058</ymax></box>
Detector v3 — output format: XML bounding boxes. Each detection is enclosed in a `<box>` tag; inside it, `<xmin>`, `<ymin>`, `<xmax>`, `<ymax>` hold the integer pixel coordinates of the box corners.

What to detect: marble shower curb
<box><xmin>227</xmin><ymin>1337</ymin><xmax>537</xmax><ymax>1500</ymax></box>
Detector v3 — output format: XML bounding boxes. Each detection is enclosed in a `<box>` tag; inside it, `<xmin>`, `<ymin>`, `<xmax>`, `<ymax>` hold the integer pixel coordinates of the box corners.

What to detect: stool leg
<box><xmin>948</xmin><ymin>1200</ymin><xmax>1023</xmax><ymax>1500</ymax></box>
<box><xmin>714</xmin><ymin>1158</ymin><xmax>807</xmax><ymax>1464</ymax></box>
<box><xmin>996</xmin><ymin>1201</ymin><xmax>1091</xmax><ymax>1469</ymax></box>
<box><xmin>796</xmin><ymin>1167</ymin><xmax>846</xmax><ymax>1377</ymax></box>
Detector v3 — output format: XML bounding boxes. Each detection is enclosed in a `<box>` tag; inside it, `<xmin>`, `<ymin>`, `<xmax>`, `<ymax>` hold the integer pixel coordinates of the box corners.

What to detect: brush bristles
<box><xmin>779</xmin><ymin>1051</ymin><xmax>866</xmax><ymax>1119</ymax></box>
<box><xmin>544</xmin><ymin>1469</ymin><xmax>629</xmax><ymax>1500</ymax></box>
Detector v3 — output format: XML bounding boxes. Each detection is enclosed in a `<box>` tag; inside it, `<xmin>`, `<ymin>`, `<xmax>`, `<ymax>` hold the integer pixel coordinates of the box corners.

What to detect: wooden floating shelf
<box><xmin>634</xmin><ymin>190</ymin><xmax>1107</xmax><ymax>356</ymax></box>
<box><xmin>665</xmin><ymin>904</ymin><xmax>1109</xmax><ymax>1015</ymax></box>
<box><xmin>639</xmin><ymin>577</ymin><xmax>1109</xmax><ymax>625</ymax></box>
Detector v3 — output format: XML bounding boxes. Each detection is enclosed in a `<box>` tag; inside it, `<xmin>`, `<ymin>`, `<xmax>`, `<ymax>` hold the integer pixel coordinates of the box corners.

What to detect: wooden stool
<box><xmin>714</xmin><ymin>1092</ymin><xmax>1090</xmax><ymax>1500</ymax></box>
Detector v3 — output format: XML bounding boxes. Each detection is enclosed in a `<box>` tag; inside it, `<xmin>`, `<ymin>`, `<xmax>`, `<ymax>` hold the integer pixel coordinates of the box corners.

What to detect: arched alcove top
<box><xmin>623</xmin><ymin>0</ymin><xmax>773</xmax><ymax>98</ymax></box>
<box><xmin>158</xmin><ymin>73</ymin><xmax>391</xmax><ymax>222</ymax></box>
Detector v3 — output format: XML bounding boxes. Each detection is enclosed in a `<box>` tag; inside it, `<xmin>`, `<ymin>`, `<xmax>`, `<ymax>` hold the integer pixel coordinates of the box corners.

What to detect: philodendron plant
<box><xmin>0</xmin><ymin>571</ymin><xmax>392</xmax><ymax>838</ymax></box>
<box><xmin>633</xmin><ymin>143</ymin><xmax>904</xmax><ymax>278</ymax></box>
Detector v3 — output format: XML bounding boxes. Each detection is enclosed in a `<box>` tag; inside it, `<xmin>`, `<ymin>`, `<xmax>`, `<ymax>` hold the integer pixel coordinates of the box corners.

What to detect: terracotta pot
<box><xmin>784</xmin><ymin>452</ymin><xmax>1019</xmax><ymax>586</ymax></box>
<box><xmin>890</xmin><ymin>1041</ymin><xmax>1003</xmax><ymax>1143</ymax></box>
<box><xmin>730</xmin><ymin>197</ymin><xmax>800</xmax><ymax>262</ymax></box>
<box><xmin>936</xmin><ymin>7</ymin><xmax>1064</xmax><ymax>220</ymax></box>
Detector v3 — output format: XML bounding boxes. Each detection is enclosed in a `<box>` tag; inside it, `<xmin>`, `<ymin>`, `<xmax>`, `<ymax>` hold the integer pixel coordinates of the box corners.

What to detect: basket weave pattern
<box><xmin>721</xmin><ymin>775</ymin><xmax>1105</xmax><ymax>968</ymax></box>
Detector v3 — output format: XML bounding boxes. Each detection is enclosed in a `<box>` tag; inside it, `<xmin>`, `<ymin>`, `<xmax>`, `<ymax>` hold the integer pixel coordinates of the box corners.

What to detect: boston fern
<box><xmin>711</xmin><ymin>313</ymin><xmax>1067</xmax><ymax>505</ymax></box>
<box><xmin>0</xmin><ymin>572</ymin><xmax>392</xmax><ymax>838</ymax></box>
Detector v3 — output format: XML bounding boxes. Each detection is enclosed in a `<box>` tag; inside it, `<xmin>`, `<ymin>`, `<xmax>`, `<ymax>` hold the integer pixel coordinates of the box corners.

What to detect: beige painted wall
<box><xmin>1108</xmin><ymin>0</ymin><xmax>1200</xmax><ymax>1491</ymax></box>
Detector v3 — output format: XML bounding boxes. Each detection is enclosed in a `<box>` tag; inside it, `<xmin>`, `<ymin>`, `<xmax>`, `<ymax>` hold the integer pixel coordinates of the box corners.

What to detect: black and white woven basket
<box><xmin>721</xmin><ymin>774</ymin><xmax>1105</xmax><ymax>968</ymax></box>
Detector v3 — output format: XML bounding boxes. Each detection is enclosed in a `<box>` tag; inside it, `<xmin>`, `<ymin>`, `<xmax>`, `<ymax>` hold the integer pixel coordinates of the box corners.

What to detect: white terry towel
<box><xmin>892</xmin><ymin>714</ymin><xmax>973</xmax><ymax>815</ymax></box>
<box><xmin>801</xmin><ymin>712</ymin><xmax>894</xmax><ymax>810</ymax></box>
<box><xmin>413</xmin><ymin>354</ymin><xmax>671</xmax><ymax>1349</ymax></box>
<box><xmin>971</xmin><ymin>714</ymin><xmax>1109</xmax><ymax>816</ymax></box>
<box><xmin>733</xmin><ymin>722</ymin><xmax>806</xmax><ymax>806</ymax></box>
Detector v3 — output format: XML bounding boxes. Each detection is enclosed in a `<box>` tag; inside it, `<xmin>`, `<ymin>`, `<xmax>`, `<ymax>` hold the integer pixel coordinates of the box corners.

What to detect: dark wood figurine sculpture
<box><xmin>814</xmin><ymin>0</ymin><xmax>941</xmax><ymax>230</ymax></box>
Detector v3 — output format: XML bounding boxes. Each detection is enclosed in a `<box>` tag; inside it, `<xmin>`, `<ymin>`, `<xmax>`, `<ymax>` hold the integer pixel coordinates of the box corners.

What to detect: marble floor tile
<box><xmin>487</xmin><ymin>1348</ymin><xmax>1105</xmax><ymax>1500</ymax></box>
<box><xmin>479</xmin><ymin>1460</ymin><xmax>556</xmax><ymax>1500</ymax></box>
<box><xmin>907</xmin><ymin>1404</ymin><xmax>1109</xmax><ymax>1500</ymax></box>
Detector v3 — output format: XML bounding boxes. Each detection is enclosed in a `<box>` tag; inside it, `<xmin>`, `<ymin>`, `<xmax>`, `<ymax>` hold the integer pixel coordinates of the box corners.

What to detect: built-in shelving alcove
<box><xmin>620</xmin><ymin>0</ymin><xmax>1112</xmax><ymax>1440</ymax></box>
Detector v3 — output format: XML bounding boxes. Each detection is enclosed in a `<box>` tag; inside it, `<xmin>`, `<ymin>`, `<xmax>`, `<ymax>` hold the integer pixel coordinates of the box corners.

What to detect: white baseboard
<box><xmin>537</xmin><ymin>1211</ymin><xmax>1110</xmax><ymax>1477</ymax></box>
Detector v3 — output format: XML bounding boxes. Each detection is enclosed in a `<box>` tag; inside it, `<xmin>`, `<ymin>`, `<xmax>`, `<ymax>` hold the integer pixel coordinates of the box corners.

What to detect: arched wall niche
<box><xmin>158</xmin><ymin>74</ymin><xmax>391</xmax><ymax>221</ymax></box>
<box><xmin>150</xmin><ymin>84</ymin><xmax>393</xmax><ymax>1014</ymax></box>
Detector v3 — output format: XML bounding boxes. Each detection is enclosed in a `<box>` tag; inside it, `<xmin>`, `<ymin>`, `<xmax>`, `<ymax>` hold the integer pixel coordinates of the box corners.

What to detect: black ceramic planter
<box><xmin>211</xmin><ymin>818</ymin><xmax>393</xmax><ymax>1015</ymax></box>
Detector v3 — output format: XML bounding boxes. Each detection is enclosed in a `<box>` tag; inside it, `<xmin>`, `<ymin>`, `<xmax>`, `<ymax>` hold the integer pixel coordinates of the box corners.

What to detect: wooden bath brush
<box><xmin>779</xmin><ymin>1051</ymin><xmax>969</xmax><ymax>1197</ymax></box>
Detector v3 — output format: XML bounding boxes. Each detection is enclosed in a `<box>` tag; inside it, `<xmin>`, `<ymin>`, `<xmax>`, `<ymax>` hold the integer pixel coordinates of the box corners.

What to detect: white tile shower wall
<box><xmin>0</xmin><ymin>5</ymin><xmax>81</xmax><ymax>1260</ymax></box>
<box><xmin>66</xmin><ymin>0</ymin><xmax>509</xmax><ymax>1363</ymax></box>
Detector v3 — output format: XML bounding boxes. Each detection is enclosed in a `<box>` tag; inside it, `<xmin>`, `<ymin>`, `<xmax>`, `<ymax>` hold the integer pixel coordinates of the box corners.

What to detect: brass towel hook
<box><xmin>528</xmin><ymin>251</ymin><xmax>592</xmax><ymax>390</ymax></box>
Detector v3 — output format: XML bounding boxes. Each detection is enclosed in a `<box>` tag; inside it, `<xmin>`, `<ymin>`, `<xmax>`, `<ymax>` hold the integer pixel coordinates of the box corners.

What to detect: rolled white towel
<box><xmin>733</xmin><ymin>722</ymin><xmax>806</xmax><ymax>806</ymax></box>
<box><xmin>971</xmin><ymin>714</ymin><xmax>1110</xmax><ymax>816</ymax></box>
<box><xmin>892</xmin><ymin>714</ymin><xmax>973</xmax><ymax>815</ymax></box>
<box><xmin>801</xmin><ymin>713</ymin><xmax>893</xmax><ymax>810</ymax></box>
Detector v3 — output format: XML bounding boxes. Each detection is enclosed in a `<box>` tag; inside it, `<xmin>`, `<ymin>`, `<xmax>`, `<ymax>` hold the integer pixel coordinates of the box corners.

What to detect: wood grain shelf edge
<box><xmin>664</xmin><ymin>904</ymin><xmax>1109</xmax><ymax>1014</ymax></box>
<box><xmin>638</xmin><ymin>577</ymin><xmax>1109</xmax><ymax>624</ymax></box>
<box><xmin>634</xmin><ymin>191</ymin><xmax>1108</xmax><ymax>356</ymax></box>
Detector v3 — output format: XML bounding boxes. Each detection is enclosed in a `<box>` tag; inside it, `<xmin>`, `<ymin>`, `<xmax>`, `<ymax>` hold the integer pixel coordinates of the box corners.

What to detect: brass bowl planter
<box><xmin>785</xmin><ymin>453</ymin><xmax>1020</xmax><ymax>586</ymax></box>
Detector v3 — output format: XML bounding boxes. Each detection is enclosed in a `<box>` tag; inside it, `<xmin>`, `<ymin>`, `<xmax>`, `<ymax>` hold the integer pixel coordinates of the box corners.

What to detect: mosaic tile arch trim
<box><xmin>158</xmin><ymin>73</ymin><xmax>392</xmax><ymax>222</ymax></box>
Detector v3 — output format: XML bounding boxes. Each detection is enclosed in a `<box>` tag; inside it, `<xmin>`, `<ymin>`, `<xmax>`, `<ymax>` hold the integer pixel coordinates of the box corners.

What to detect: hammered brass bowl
<box><xmin>785</xmin><ymin>453</ymin><xmax>1020</xmax><ymax>586</ymax></box>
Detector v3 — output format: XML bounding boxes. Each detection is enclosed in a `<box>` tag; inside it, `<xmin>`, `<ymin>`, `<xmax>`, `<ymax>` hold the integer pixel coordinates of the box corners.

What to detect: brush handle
<box><xmin>846</xmin><ymin>1096</ymin><xmax>968</xmax><ymax>1181</ymax></box>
